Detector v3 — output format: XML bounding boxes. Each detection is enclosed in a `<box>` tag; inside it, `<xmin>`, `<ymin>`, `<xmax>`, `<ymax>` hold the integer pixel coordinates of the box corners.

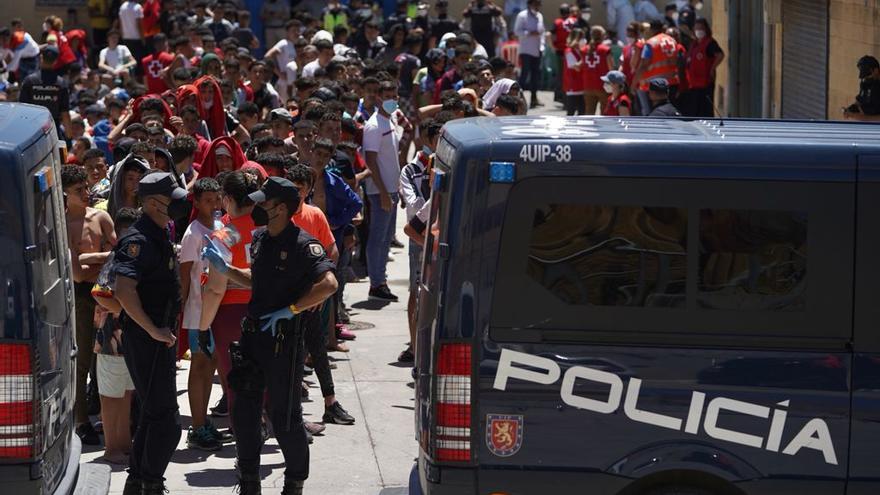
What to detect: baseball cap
<box><xmin>601</xmin><ymin>70</ymin><xmax>626</xmax><ymax>86</ymax></box>
<box><xmin>857</xmin><ymin>55</ymin><xmax>879</xmax><ymax>79</ymax></box>
<box><xmin>41</xmin><ymin>45</ymin><xmax>60</xmax><ymax>61</ymax></box>
<box><xmin>648</xmin><ymin>77</ymin><xmax>670</xmax><ymax>92</ymax></box>
<box><xmin>214</xmin><ymin>143</ymin><xmax>232</xmax><ymax>157</ymax></box>
<box><xmin>247</xmin><ymin>176</ymin><xmax>300</xmax><ymax>206</ymax></box>
<box><xmin>138</xmin><ymin>172</ymin><xmax>188</xmax><ymax>200</ymax></box>
<box><xmin>269</xmin><ymin>108</ymin><xmax>294</xmax><ymax>124</ymax></box>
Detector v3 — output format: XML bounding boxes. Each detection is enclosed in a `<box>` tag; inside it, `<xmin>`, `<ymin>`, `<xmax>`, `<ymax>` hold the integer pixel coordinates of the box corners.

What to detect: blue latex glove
<box><xmin>259</xmin><ymin>306</ymin><xmax>294</xmax><ymax>336</ymax></box>
<box><xmin>200</xmin><ymin>235</ymin><xmax>229</xmax><ymax>273</ymax></box>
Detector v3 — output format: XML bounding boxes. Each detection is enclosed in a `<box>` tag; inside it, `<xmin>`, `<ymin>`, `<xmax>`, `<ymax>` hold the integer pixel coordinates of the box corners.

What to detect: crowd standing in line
<box><xmin>3</xmin><ymin>1</ymin><xmax>878</xmax><ymax>494</ymax></box>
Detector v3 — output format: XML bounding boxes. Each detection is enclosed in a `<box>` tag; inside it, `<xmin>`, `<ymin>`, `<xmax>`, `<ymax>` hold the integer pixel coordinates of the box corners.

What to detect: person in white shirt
<box><xmin>514</xmin><ymin>0</ymin><xmax>545</xmax><ymax>108</ymax></box>
<box><xmin>98</xmin><ymin>30</ymin><xmax>136</xmax><ymax>80</ymax></box>
<box><xmin>301</xmin><ymin>39</ymin><xmax>334</xmax><ymax>78</ymax></box>
<box><xmin>118</xmin><ymin>0</ymin><xmax>145</xmax><ymax>64</ymax></box>
<box><xmin>179</xmin><ymin>177</ymin><xmax>225</xmax><ymax>451</ymax></box>
<box><xmin>264</xmin><ymin>19</ymin><xmax>300</xmax><ymax>100</ymax></box>
<box><xmin>362</xmin><ymin>80</ymin><xmax>409</xmax><ymax>302</ymax></box>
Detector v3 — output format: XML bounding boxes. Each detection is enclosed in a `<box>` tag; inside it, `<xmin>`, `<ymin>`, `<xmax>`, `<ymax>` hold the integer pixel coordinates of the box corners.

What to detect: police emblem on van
<box><xmin>486</xmin><ymin>414</ymin><xmax>523</xmax><ymax>457</ymax></box>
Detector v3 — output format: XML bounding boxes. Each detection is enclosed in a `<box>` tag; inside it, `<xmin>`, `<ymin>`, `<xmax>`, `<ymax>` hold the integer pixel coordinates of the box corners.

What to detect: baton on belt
<box><xmin>284</xmin><ymin>314</ymin><xmax>305</xmax><ymax>432</ymax></box>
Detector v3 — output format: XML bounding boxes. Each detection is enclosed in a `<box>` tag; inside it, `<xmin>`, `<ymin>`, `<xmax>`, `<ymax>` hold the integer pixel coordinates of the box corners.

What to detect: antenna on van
<box><xmin>707</xmin><ymin>95</ymin><xmax>724</xmax><ymax>127</ymax></box>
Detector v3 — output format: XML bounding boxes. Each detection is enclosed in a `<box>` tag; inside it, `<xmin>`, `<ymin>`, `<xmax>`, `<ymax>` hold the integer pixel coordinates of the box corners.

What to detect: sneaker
<box><xmin>141</xmin><ymin>480</ymin><xmax>167</xmax><ymax>495</ymax></box>
<box><xmin>75</xmin><ymin>422</ymin><xmax>101</xmax><ymax>445</ymax></box>
<box><xmin>303</xmin><ymin>365</ymin><xmax>314</xmax><ymax>376</ymax></box>
<box><xmin>398</xmin><ymin>346</ymin><xmax>414</xmax><ymax>363</ymax></box>
<box><xmin>304</xmin><ymin>421</ymin><xmax>326</xmax><ymax>435</ymax></box>
<box><xmin>322</xmin><ymin>401</ymin><xmax>356</xmax><ymax>425</ymax></box>
<box><xmin>390</xmin><ymin>238</ymin><xmax>405</xmax><ymax>249</ymax></box>
<box><xmin>368</xmin><ymin>285</ymin><xmax>399</xmax><ymax>302</ymax></box>
<box><xmin>187</xmin><ymin>425</ymin><xmax>222</xmax><ymax>451</ymax></box>
<box><xmin>122</xmin><ymin>476</ymin><xmax>141</xmax><ymax>495</ymax></box>
<box><xmin>210</xmin><ymin>395</ymin><xmax>229</xmax><ymax>417</ymax></box>
<box><xmin>336</xmin><ymin>325</ymin><xmax>356</xmax><ymax>341</ymax></box>
<box><xmin>206</xmin><ymin>420</ymin><xmax>234</xmax><ymax>443</ymax></box>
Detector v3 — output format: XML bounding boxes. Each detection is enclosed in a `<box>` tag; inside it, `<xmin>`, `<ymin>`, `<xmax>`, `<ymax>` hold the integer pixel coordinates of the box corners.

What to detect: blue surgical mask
<box><xmin>382</xmin><ymin>99</ymin><xmax>399</xmax><ymax>114</ymax></box>
<box><xmin>422</xmin><ymin>145</ymin><xmax>432</xmax><ymax>155</ymax></box>
<box><xmin>446</xmin><ymin>48</ymin><xmax>455</xmax><ymax>59</ymax></box>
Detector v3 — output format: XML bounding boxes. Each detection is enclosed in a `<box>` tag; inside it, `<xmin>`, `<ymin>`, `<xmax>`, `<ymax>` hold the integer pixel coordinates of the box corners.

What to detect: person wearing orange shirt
<box><xmin>197</xmin><ymin>171</ymin><xmax>259</xmax><ymax>422</ymax></box>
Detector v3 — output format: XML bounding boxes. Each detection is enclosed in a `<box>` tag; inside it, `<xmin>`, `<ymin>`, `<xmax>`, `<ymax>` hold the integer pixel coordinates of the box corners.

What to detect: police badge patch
<box><xmin>127</xmin><ymin>242</ymin><xmax>140</xmax><ymax>259</ymax></box>
<box><xmin>486</xmin><ymin>414</ymin><xmax>523</xmax><ymax>457</ymax></box>
<box><xmin>309</xmin><ymin>244</ymin><xmax>324</xmax><ymax>257</ymax></box>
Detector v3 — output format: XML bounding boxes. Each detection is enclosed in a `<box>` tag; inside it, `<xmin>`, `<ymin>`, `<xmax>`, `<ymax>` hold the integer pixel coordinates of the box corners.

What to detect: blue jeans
<box><xmin>366</xmin><ymin>193</ymin><xmax>398</xmax><ymax>287</ymax></box>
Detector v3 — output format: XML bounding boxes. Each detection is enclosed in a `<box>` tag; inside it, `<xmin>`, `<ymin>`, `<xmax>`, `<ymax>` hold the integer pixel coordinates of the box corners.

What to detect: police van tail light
<box><xmin>0</xmin><ymin>343</ymin><xmax>35</xmax><ymax>458</ymax></box>
<box><xmin>434</xmin><ymin>343</ymin><xmax>472</xmax><ymax>462</ymax></box>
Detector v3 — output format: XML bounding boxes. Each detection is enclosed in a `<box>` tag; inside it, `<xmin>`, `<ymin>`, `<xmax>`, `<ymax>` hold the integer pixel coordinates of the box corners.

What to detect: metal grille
<box><xmin>781</xmin><ymin>0</ymin><xmax>829</xmax><ymax>119</ymax></box>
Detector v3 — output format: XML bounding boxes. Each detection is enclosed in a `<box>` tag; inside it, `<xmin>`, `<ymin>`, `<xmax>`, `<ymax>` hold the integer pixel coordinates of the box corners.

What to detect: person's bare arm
<box><xmin>328</xmin><ymin>243</ymin><xmax>339</xmax><ymax>264</ymax></box>
<box><xmin>79</xmin><ymin>251</ymin><xmax>112</xmax><ymax>265</ymax></box>
<box><xmin>99</xmin><ymin>209</ymin><xmax>118</xmax><ymax>247</ymax></box>
<box><xmin>179</xmin><ymin>261</ymin><xmax>193</xmax><ymax>311</ymax></box>
<box><xmin>232</xmin><ymin>122</ymin><xmax>250</xmax><ymax>144</ymax></box>
<box><xmin>294</xmin><ymin>271</ymin><xmax>338</xmax><ymax>312</ymax></box>
<box><xmin>404</xmin><ymin>222</ymin><xmax>425</xmax><ymax>246</ymax></box>
<box><xmin>418</xmin><ymin>103</ymin><xmax>443</xmax><ymax>119</ymax></box>
<box><xmin>198</xmin><ymin>265</ymin><xmax>228</xmax><ymax>330</ymax></box>
<box><xmin>115</xmin><ymin>275</ymin><xmax>176</xmax><ymax>346</ymax></box>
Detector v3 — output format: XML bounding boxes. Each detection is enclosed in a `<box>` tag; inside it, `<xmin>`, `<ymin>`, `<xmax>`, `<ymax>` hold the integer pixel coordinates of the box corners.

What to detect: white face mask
<box><xmin>626</xmin><ymin>36</ymin><xmax>636</xmax><ymax>44</ymax></box>
<box><xmin>43</xmin><ymin>22</ymin><xmax>50</xmax><ymax>32</ymax></box>
<box><xmin>578</xmin><ymin>39</ymin><xmax>587</xmax><ymax>49</ymax></box>
<box><xmin>694</xmin><ymin>29</ymin><xmax>706</xmax><ymax>39</ymax></box>
<box><xmin>695</xmin><ymin>1</ymin><xmax>704</xmax><ymax>11</ymax></box>
<box><xmin>581</xmin><ymin>12</ymin><xmax>591</xmax><ymax>22</ymax></box>
<box><xmin>202</xmin><ymin>98</ymin><xmax>213</xmax><ymax>110</ymax></box>
<box><xmin>603</xmin><ymin>83</ymin><xmax>614</xmax><ymax>94</ymax></box>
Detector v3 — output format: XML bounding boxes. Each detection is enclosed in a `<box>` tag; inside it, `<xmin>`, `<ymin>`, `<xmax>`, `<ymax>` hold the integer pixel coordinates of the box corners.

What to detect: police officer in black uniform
<box><xmin>18</xmin><ymin>45</ymin><xmax>72</xmax><ymax>141</ymax></box>
<box><xmin>202</xmin><ymin>177</ymin><xmax>338</xmax><ymax>495</ymax></box>
<box><xmin>647</xmin><ymin>77</ymin><xmax>682</xmax><ymax>117</ymax></box>
<box><xmin>844</xmin><ymin>55</ymin><xmax>880</xmax><ymax>122</ymax></box>
<box><xmin>112</xmin><ymin>172</ymin><xmax>190</xmax><ymax>495</ymax></box>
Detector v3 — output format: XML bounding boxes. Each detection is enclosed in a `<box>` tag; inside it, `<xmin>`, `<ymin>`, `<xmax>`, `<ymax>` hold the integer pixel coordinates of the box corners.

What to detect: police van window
<box><xmin>490</xmin><ymin>177</ymin><xmax>853</xmax><ymax>343</ymax></box>
<box><xmin>31</xmin><ymin>155</ymin><xmax>68</xmax><ymax>326</ymax></box>
<box><xmin>528</xmin><ymin>204</ymin><xmax>687</xmax><ymax>307</ymax></box>
<box><xmin>699</xmin><ymin>209</ymin><xmax>807</xmax><ymax>311</ymax></box>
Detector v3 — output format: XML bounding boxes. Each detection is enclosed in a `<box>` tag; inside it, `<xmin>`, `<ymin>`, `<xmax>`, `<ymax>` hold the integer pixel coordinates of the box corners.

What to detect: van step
<box><xmin>73</xmin><ymin>463</ymin><xmax>111</xmax><ymax>495</ymax></box>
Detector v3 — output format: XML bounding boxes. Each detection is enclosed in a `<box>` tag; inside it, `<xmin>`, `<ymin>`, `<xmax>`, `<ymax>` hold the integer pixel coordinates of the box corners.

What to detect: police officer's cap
<box><xmin>138</xmin><ymin>172</ymin><xmax>188</xmax><ymax>200</ymax></box>
<box><xmin>247</xmin><ymin>176</ymin><xmax>299</xmax><ymax>207</ymax></box>
<box><xmin>858</xmin><ymin>55</ymin><xmax>879</xmax><ymax>79</ymax></box>
<box><xmin>648</xmin><ymin>77</ymin><xmax>670</xmax><ymax>93</ymax></box>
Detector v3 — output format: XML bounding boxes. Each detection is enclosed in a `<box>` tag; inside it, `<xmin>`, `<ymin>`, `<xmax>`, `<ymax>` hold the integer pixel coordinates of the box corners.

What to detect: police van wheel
<box><xmin>644</xmin><ymin>486</ymin><xmax>715</xmax><ymax>495</ymax></box>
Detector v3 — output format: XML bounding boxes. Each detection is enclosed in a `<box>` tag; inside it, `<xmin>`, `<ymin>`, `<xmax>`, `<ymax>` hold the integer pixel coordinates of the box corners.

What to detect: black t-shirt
<box><xmin>20</xmin><ymin>70</ymin><xmax>70</xmax><ymax>123</ymax></box>
<box><xmin>464</xmin><ymin>3</ymin><xmax>501</xmax><ymax>36</ymax></box>
<box><xmin>649</xmin><ymin>100</ymin><xmax>681</xmax><ymax>117</ymax></box>
<box><xmin>857</xmin><ymin>78</ymin><xmax>880</xmax><ymax>115</ymax></box>
<box><xmin>231</xmin><ymin>27</ymin><xmax>257</xmax><ymax>49</ymax></box>
<box><xmin>248</xmin><ymin>223</ymin><xmax>335</xmax><ymax>317</ymax></box>
<box><xmin>430</xmin><ymin>15</ymin><xmax>459</xmax><ymax>42</ymax></box>
<box><xmin>395</xmin><ymin>52</ymin><xmax>421</xmax><ymax>97</ymax></box>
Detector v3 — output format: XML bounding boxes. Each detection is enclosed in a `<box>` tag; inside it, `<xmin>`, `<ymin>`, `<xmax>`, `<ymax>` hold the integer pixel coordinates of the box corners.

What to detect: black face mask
<box><xmin>251</xmin><ymin>204</ymin><xmax>282</xmax><ymax>227</ymax></box>
<box><xmin>155</xmin><ymin>197</ymin><xmax>191</xmax><ymax>221</ymax></box>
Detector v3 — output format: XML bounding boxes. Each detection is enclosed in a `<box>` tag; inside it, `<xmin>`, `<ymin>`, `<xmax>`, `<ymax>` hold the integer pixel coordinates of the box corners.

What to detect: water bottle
<box><xmin>209</xmin><ymin>210</ymin><xmax>241</xmax><ymax>265</ymax></box>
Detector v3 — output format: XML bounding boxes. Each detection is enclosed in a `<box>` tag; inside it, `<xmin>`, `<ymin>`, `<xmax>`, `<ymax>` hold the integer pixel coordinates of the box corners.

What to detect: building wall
<box><xmin>711</xmin><ymin>0</ymin><xmax>730</xmax><ymax>115</ymax></box>
<box><xmin>827</xmin><ymin>0</ymin><xmax>880</xmax><ymax>120</ymax></box>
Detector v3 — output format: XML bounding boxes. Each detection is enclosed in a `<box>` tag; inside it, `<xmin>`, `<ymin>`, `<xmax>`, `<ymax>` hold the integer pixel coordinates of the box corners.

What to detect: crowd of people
<box><xmin>551</xmin><ymin>0</ymin><xmax>724</xmax><ymax>117</ymax></box>
<box><xmin>0</xmin><ymin>1</ymin><xmax>759</xmax><ymax>494</ymax></box>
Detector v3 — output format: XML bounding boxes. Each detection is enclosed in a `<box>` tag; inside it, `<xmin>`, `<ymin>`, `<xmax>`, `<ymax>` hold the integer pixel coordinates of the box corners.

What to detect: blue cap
<box><xmin>648</xmin><ymin>77</ymin><xmax>670</xmax><ymax>92</ymax></box>
<box><xmin>601</xmin><ymin>70</ymin><xmax>626</xmax><ymax>85</ymax></box>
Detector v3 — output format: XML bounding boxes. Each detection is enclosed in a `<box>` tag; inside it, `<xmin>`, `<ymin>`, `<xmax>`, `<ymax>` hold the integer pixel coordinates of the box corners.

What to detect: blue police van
<box><xmin>0</xmin><ymin>103</ymin><xmax>100</xmax><ymax>494</ymax></box>
<box><xmin>410</xmin><ymin>116</ymin><xmax>880</xmax><ymax>495</ymax></box>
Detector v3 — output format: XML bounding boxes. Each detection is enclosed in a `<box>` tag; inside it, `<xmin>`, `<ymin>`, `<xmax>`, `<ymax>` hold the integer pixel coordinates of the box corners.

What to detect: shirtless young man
<box><xmin>61</xmin><ymin>165</ymin><xmax>117</xmax><ymax>445</ymax></box>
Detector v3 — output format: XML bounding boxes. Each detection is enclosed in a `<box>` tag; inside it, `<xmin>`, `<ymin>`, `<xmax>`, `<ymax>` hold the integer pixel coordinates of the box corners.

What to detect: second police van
<box><xmin>410</xmin><ymin>116</ymin><xmax>880</xmax><ymax>495</ymax></box>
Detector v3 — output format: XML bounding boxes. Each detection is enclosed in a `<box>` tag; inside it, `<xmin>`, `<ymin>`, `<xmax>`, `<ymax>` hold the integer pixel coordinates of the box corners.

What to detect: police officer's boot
<box><xmin>140</xmin><ymin>480</ymin><xmax>166</xmax><ymax>495</ymax></box>
<box><xmin>280</xmin><ymin>479</ymin><xmax>304</xmax><ymax>495</ymax></box>
<box><xmin>121</xmin><ymin>476</ymin><xmax>140</xmax><ymax>495</ymax></box>
<box><xmin>237</xmin><ymin>473</ymin><xmax>261</xmax><ymax>495</ymax></box>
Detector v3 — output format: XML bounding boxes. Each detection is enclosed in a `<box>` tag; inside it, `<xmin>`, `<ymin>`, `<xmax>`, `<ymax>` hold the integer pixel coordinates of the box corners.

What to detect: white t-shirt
<box><xmin>301</xmin><ymin>59</ymin><xmax>323</xmax><ymax>79</ymax></box>
<box><xmin>270</xmin><ymin>39</ymin><xmax>297</xmax><ymax>74</ymax></box>
<box><xmin>179</xmin><ymin>220</ymin><xmax>213</xmax><ymax>329</ymax></box>
<box><xmin>99</xmin><ymin>45</ymin><xmax>133</xmax><ymax>70</ymax></box>
<box><xmin>362</xmin><ymin>111</ymin><xmax>403</xmax><ymax>195</ymax></box>
<box><xmin>118</xmin><ymin>1</ymin><xmax>144</xmax><ymax>40</ymax></box>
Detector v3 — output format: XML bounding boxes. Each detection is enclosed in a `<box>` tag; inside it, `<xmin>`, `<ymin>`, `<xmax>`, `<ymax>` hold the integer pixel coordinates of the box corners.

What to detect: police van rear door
<box><xmin>478</xmin><ymin>160</ymin><xmax>854</xmax><ymax>492</ymax></box>
<box><xmin>20</xmin><ymin>146</ymin><xmax>74</xmax><ymax>494</ymax></box>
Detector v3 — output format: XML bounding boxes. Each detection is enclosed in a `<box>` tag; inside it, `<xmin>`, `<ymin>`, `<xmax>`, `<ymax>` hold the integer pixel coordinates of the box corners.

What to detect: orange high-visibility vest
<box><xmin>639</xmin><ymin>33</ymin><xmax>680</xmax><ymax>90</ymax></box>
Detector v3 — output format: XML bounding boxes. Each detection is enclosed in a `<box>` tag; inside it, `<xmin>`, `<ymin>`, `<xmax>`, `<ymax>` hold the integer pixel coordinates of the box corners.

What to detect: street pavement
<box><xmin>80</xmin><ymin>91</ymin><xmax>564</xmax><ymax>495</ymax></box>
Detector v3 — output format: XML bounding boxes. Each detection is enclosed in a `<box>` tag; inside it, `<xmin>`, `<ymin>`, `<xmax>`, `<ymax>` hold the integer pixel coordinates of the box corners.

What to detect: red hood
<box><xmin>194</xmin><ymin>75</ymin><xmax>227</xmax><ymax>139</ymax></box>
<box><xmin>199</xmin><ymin>136</ymin><xmax>246</xmax><ymax>178</ymax></box>
<box><xmin>131</xmin><ymin>95</ymin><xmax>174</xmax><ymax>129</ymax></box>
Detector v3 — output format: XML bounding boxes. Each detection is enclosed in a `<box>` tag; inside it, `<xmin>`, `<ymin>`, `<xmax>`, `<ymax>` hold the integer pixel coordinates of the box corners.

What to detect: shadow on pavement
<box><xmin>386</xmin><ymin>361</ymin><xmax>414</xmax><ymax>368</ymax></box>
<box><xmin>184</xmin><ymin>462</ymin><xmax>285</xmax><ymax>487</ymax></box>
<box><xmin>351</xmin><ymin>299</ymin><xmax>392</xmax><ymax>310</ymax></box>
